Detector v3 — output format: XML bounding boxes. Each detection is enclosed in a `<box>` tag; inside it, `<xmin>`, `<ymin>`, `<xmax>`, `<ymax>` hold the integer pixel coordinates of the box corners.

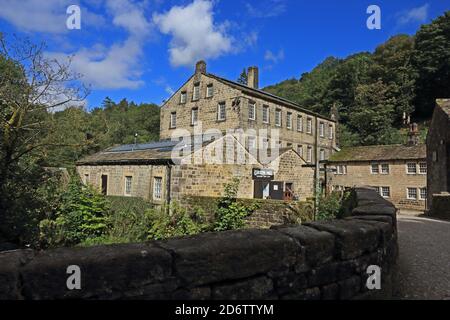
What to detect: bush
<box><xmin>39</xmin><ymin>179</ymin><xmax>109</xmax><ymax>247</ymax></box>
<box><xmin>317</xmin><ymin>192</ymin><xmax>342</xmax><ymax>221</ymax></box>
<box><xmin>213</xmin><ymin>178</ymin><xmax>259</xmax><ymax>231</ymax></box>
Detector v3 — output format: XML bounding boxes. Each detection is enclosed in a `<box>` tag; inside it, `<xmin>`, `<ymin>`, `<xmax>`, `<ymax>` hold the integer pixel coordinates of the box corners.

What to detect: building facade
<box><xmin>160</xmin><ymin>61</ymin><xmax>337</xmax><ymax>164</ymax></box>
<box><xmin>326</xmin><ymin>143</ymin><xmax>427</xmax><ymax>210</ymax></box>
<box><xmin>426</xmin><ymin>99</ymin><xmax>450</xmax><ymax>217</ymax></box>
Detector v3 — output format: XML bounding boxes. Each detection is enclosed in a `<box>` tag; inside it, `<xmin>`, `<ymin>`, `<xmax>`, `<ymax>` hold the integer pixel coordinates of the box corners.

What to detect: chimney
<box><xmin>195</xmin><ymin>60</ymin><xmax>207</xmax><ymax>75</ymax></box>
<box><xmin>247</xmin><ymin>66</ymin><xmax>259</xmax><ymax>89</ymax></box>
<box><xmin>407</xmin><ymin>123</ymin><xmax>419</xmax><ymax>145</ymax></box>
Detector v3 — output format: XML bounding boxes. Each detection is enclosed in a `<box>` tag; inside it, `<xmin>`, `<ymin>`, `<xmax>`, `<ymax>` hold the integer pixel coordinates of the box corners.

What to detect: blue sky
<box><xmin>0</xmin><ymin>0</ymin><xmax>448</xmax><ymax>109</ymax></box>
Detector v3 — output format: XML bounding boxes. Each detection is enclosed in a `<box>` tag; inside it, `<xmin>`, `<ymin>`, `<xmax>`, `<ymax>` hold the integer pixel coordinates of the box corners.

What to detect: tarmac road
<box><xmin>394</xmin><ymin>215</ymin><xmax>450</xmax><ymax>300</ymax></box>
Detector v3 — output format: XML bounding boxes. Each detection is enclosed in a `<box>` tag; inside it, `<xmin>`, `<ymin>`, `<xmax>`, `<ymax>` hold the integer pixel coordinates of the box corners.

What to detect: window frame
<box><xmin>275</xmin><ymin>109</ymin><xmax>282</xmax><ymax>127</ymax></box>
<box><xmin>206</xmin><ymin>83</ymin><xmax>214</xmax><ymax>98</ymax></box>
<box><xmin>307</xmin><ymin>146</ymin><xmax>312</xmax><ymax>163</ymax></box>
<box><xmin>124</xmin><ymin>175</ymin><xmax>133</xmax><ymax>196</ymax></box>
<box><xmin>262</xmin><ymin>105</ymin><xmax>270</xmax><ymax>124</ymax></box>
<box><xmin>217</xmin><ymin>102</ymin><xmax>226</xmax><ymax>121</ymax></box>
<box><xmin>191</xmin><ymin>107</ymin><xmax>199</xmax><ymax>126</ymax></box>
<box><xmin>380</xmin><ymin>163</ymin><xmax>390</xmax><ymax>175</ymax></box>
<box><xmin>419</xmin><ymin>187</ymin><xmax>427</xmax><ymax>200</ymax></box>
<box><xmin>297</xmin><ymin>115</ymin><xmax>303</xmax><ymax>132</ymax></box>
<box><xmin>153</xmin><ymin>177</ymin><xmax>163</xmax><ymax>201</ymax></box>
<box><xmin>170</xmin><ymin>112</ymin><xmax>177</xmax><ymax>129</ymax></box>
<box><xmin>180</xmin><ymin>91</ymin><xmax>187</xmax><ymax>104</ymax></box>
<box><xmin>248</xmin><ymin>101</ymin><xmax>256</xmax><ymax>121</ymax></box>
<box><xmin>329</xmin><ymin>124</ymin><xmax>333</xmax><ymax>140</ymax></box>
<box><xmin>192</xmin><ymin>82</ymin><xmax>200</xmax><ymax>101</ymax></box>
<box><xmin>381</xmin><ymin>186</ymin><xmax>390</xmax><ymax>198</ymax></box>
<box><xmin>407</xmin><ymin>187</ymin><xmax>418</xmax><ymax>200</ymax></box>
<box><xmin>419</xmin><ymin>162</ymin><xmax>427</xmax><ymax>174</ymax></box>
<box><xmin>370</xmin><ymin>163</ymin><xmax>379</xmax><ymax>174</ymax></box>
<box><xmin>406</xmin><ymin>162</ymin><xmax>417</xmax><ymax>174</ymax></box>
<box><xmin>319</xmin><ymin>122</ymin><xmax>325</xmax><ymax>137</ymax></box>
<box><xmin>287</xmin><ymin>112</ymin><xmax>292</xmax><ymax>129</ymax></box>
<box><xmin>306</xmin><ymin>117</ymin><xmax>312</xmax><ymax>134</ymax></box>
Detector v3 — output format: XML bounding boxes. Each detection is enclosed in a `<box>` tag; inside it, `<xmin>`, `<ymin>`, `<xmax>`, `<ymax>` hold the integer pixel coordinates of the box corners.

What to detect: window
<box><xmin>153</xmin><ymin>177</ymin><xmax>162</xmax><ymax>200</ymax></box>
<box><xmin>170</xmin><ymin>112</ymin><xmax>177</xmax><ymax>129</ymax></box>
<box><xmin>297</xmin><ymin>115</ymin><xmax>303</xmax><ymax>132</ymax></box>
<box><xmin>306</xmin><ymin>118</ymin><xmax>312</xmax><ymax>134</ymax></box>
<box><xmin>381</xmin><ymin>163</ymin><xmax>390</xmax><ymax>174</ymax></box>
<box><xmin>125</xmin><ymin>176</ymin><xmax>132</xmax><ymax>196</ymax></box>
<box><xmin>373</xmin><ymin>186</ymin><xmax>381</xmax><ymax>195</ymax></box>
<box><xmin>262</xmin><ymin>105</ymin><xmax>269</xmax><ymax>123</ymax></box>
<box><xmin>287</xmin><ymin>112</ymin><xmax>292</xmax><ymax>129</ymax></box>
<box><xmin>371</xmin><ymin>163</ymin><xmax>379</xmax><ymax>174</ymax></box>
<box><xmin>319</xmin><ymin>122</ymin><xmax>325</xmax><ymax>137</ymax></box>
<box><xmin>342</xmin><ymin>165</ymin><xmax>347</xmax><ymax>175</ymax></box>
<box><xmin>320</xmin><ymin>149</ymin><xmax>325</xmax><ymax>161</ymax></box>
<box><xmin>407</xmin><ymin>187</ymin><xmax>417</xmax><ymax>200</ymax></box>
<box><xmin>407</xmin><ymin>163</ymin><xmax>417</xmax><ymax>174</ymax></box>
<box><xmin>193</xmin><ymin>83</ymin><xmax>200</xmax><ymax>100</ymax></box>
<box><xmin>206</xmin><ymin>84</ymin><xmax>213</xmax><ymax>98</ymax></box>
<box><xmin>191</xmin><ymin>108</ymin><xmax>198</xmax><ymax>125</ymax></box>
<box><xmin>419</xmin><ymin>187</ymin><xmax>427</xmax><ymax>200</ymax></box>
<box><xmin>248</xmin><ymin>102</ymin><xmax>256</xmax><ymax>120</ymax></box>
<box><xmin>307</xmin><ymin>146</ymin><xmax>312</xmax><ymax>163</ymax></box>
<box><xmin>247</xmin><ymin>136</ymin><xmax>257</xmax><ymax>150</ymax></box>
<box><xmin>180</xmin><ymin>91</ymin><xmax>187</xmax><ymax>104</ymax></box>
<box><xmin>83</xmin><ymin>173</ymin><xmax>89</xmax><ymax>185</ymax></box>
<box><xmin>419</xmin><ymin>162</ymin><xmax>427</xmax><ymax>174</ymax></box>
<box><xmin>381</xmin><ymin>186</ymin><xmax>390</xmax><ymax>198</ymax></box>
<box><xmin>336</xmin><ymin>165</ymin><xmax>342</xmax><ymax>175</ymax></box>
<box><xmin>297</xmin><ymin>145</ymin><xmax>303</xmax><ymax>157</ymax></box>
<box><xmin>217</xmin><ymin>102</ymin><xmax>226</xmax><ymax>121</ymax></box>
<box><xmin>329</xmin><ymin>124</ymin><xmax>333</xmax><ymax>139</ymax></box>
<box><xmin>275</xmin><ymin>109</ymin><xmax>282</xmax><ymax>127</ymax></box>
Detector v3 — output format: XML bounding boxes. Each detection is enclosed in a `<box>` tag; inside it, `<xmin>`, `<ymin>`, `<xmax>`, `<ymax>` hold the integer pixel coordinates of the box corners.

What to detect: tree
<box><xmin>0</xmin><ymin>34</ymin><xmax>88</xmax><ymax>244</ymax></box>
<box><xmin>237</xmin><ymin>68</ymin><xmax>248</xmax><ymax>85</ymax></box>
<box><xmin>412</xmin><ymin>11</ymin><xmax>450</xmax><ymax>118</ymax></box>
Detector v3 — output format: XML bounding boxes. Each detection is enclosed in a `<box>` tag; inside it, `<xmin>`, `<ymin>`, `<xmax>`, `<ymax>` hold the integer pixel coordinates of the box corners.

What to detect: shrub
<box><xmin>213</xmin><ymin>178</ymin><xmax>259</xmax><ymax>231</ymax></box>
<box><xmin>317</xmin><ymin>192</ymin><xmax>342</xmax><ymax>221</ymax></box>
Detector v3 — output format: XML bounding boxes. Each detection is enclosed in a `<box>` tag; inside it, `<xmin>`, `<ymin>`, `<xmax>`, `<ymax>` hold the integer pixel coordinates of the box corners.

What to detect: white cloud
<box><xmin>397</xmin><ymin>4</ymin><xmax>429</xmax><ymax>25</ymax></box>
<box><xmin>246</xmin><ymin>0</ymin><xmax>286</xmax><ymax>18</ymax></box>
<box><xmin>264</xmin><ymin>49</ymin><xmax>284</xmax><ymax>64</ymax></box>
<box><xmin>153</xmin><ymin>0</ymin><xmax>233</xmax><ymax>67</ymax></box>
<box><xmin>0</xmin><ymin>0</ymin><xmax>105</xmax><ymax>33</ymax></box>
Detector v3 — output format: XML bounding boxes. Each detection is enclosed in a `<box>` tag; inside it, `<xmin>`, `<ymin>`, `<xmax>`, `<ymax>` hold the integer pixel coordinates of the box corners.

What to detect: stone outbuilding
<box><xmin>426</xmin><ymin>99</ymin><xmax>450</xmax><ymax>218</ymax></box>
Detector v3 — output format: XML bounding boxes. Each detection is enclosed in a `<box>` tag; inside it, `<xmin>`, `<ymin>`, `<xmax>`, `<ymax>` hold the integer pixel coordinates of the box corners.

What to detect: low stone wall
<box><xmin>181</xmin><ymin>196</ymin><xmax>314</xmax><ymax>228</ymax></box>
<box><xmin>428</xmin><ymin>193</ymin><xmax>450</xmax><ymax>220</ymax></box>
<box><xmin>0</xmin><ymin>187</ymin><xmax>397</xmax><ymax>300</ymax></box>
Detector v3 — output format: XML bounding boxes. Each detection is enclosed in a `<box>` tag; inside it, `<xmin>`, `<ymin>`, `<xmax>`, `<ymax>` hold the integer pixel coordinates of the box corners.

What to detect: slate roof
<box><xmin>328</xmin><ymin>144</ymin><xmax>426</xmax><ymax>163</ymax></box>
<box><xmin>436</xmin><ymin>99</ymin><xmax>450</xmax><ymax>117</ymax></box>
<box><xmin>207</xmin><ymin>73</ymin><xmax>335</xmax><ymax>122</ymax></box>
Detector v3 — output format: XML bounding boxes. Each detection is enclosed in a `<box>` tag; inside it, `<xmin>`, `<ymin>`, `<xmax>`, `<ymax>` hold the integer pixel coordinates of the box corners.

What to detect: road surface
<box><xmin>395</xmin><ymin>215</ymin><xmax>450</xmax><ymax>300</ymax></box>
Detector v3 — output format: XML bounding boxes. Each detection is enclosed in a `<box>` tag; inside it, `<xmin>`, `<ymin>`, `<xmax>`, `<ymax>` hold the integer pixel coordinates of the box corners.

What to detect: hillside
<box><xmin>263</xmin><ymin>11</ymin><xmax>449</xmax><ymax>147</ymax></box>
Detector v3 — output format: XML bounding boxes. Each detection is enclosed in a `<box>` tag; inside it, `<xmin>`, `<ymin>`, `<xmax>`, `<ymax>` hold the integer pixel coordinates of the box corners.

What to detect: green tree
<box><xmin>237</xmin><ymin>68</ymin><xmax>248</xmax><ymax>85</ymax></box>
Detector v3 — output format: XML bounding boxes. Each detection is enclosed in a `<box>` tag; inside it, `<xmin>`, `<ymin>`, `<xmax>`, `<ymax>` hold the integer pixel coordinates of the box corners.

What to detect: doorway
<box><xmin>101</xmin><ymin>175</ymin><xmax>108</xmax><ymax>195</ymax></box>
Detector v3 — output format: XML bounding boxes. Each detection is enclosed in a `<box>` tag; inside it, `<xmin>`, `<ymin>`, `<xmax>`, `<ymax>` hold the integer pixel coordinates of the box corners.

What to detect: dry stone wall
<box><xmin>0</xmin><ymin>187</ymin><xmax>397</xmax><ymax>300</ymax></box>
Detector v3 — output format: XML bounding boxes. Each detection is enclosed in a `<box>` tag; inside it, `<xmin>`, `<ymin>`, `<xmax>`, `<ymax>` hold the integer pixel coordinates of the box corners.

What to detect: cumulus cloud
<box><xmin>0</xmin><ymin>0</ymin><xmax>105</xmax><ymax>33</ymax></box>
<box><xmin>397</xmin><ymin>4</ymin><xmax>429</xmax><ymax>25</ymax></box>
<box><xmin>265</xmin><ymin>49</ymin><xmax>284</xmax><ymax>64</ymax></box>
<box><xmin>153</xmin><ymin>0</ymin><xmax>233</xmax><ymax>67</ymax></box>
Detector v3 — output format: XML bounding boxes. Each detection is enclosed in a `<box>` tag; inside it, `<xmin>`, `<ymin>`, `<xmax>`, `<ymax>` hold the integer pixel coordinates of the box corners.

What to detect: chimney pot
<box><xmin>195</xmin><ymin>60</ymin><xmax>207</xmax><ymax>74</ymax></box>
<box><xmin>247</xmin><ymin>66</ymin><xmax>259</xmax><ymax>89</ymax></box>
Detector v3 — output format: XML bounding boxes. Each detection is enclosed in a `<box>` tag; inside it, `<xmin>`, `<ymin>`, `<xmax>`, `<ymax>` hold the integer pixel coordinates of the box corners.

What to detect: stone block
<box><xmin>212</xmin><ymin>276</ymin><xmax>273</xmax><ymax>300</ymax></box>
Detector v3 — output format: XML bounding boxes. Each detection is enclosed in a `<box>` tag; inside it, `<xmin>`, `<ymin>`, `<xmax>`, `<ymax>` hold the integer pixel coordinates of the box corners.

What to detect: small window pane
<box><xmin>153</xmin><ymin>177</ymin><xmax>162</xmax><ymax>200</ymax></box>
<box><xmin>180</xmin><ymin>91</ymin><xmax>186</xmax><ymax>103</ymax></box>
<box><xmin>407</xmin><ymin>187</ymin><xmax>417</xmax><ymax>200</ymax></box>
<box><xmin>218</xmin><ymin>102</ymin><xmax>226</xmax><ymax>121</ymax></box>
<box><xmin>297</xmin><ymin>115</ymin><xmax>303</xmax><ymax>132</ymax></box>
<box><xmin>170</xmin><ymin>112</ymin><xmax>177</xmax><ymax>128</ymax></box>
<box><xmin>249</xmin><ymin>102</ymin><xmax>256</xmax><ymax>120</ymax></box>
<box><xmin>419</xmin><ymin>162</ymin><xmax>427</xmax><ymax>174</ymax></box>
<box><xmin>262</xmin><ymin>105</ymin><xmax>269</xmax><ymax>123</ymax></box>
<box><xmin>125</xmin><ymin>176</ymin><xmax>132</xmax><ymax>195</ymax></box>
<box><xmin>381</xmin><ymin>164</ymin><xmax>389</xmax><ymax>174</ymax></box>
<box><xmin>407</xmin><ymin>163</ymin><xmax>417</xmax><ymax>174</ymax></box>
<box><xmin>371</xmin><ymin>164</ymin><xmax>379</xmax><ymax>174</ymax></box>
<box><xmin>420</xmin><ymin>187</ymin><xmax>427</xmax><ymax>200</ymax></box>
<box><xmin>381</xmin><ymin>186</ymin><xmax>390</xmax><ymax>198</ymax></box>
<box><xmin>275</xmin><ymin>109</ymin><xmax>282</xmax><ymax>126</ymax></box>
<box><xmin>206</xmin><ymin>84</ymin><xmax>213</xmax><ymax>97</ymax></box>
<box><xmin>193</xmin><ymin>83</ymin><xmax>200</xmax><ymax>100</ymax></box>
<box><xmin>287</xmin><ymin>112</ymin><xmax>292</xmax><ymax>129</ymax></box>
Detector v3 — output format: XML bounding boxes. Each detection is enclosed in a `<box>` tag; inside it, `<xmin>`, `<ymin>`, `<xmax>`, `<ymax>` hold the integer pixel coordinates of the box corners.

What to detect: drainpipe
<box><xmin>314</xmin><ymin>117</ymin><xmax>320</xmax><ymax>221</ymax></box>
<box><xmin>166</xmin><ymin>164</ymin><xmax>172</xmax><ymax>214</ymax></box>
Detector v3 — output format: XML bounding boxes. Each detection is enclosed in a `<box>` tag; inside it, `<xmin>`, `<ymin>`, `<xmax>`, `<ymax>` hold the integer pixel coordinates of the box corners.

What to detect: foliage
<box><xmin>213</xmin><ymin>178</ymin><xmax>259</xmax><ymax>231</ymax></box>
<box><xmin>317</xmin><ymin>192</ymin><xmax>342</xmax><ymax>221</ymax></box>
<box><xmin>146</xmin><ymin>202</ymin><xmax>209</xmax><ymax>240</ymax></box>
<box><xmin>39</xmin><ymin>179</ymin><xmax>109</xmax><ymax>247</ymax></box>
<box><xmin>237</xmin><ymin>68</ymin><xmax>248</xmax><ymax>85</ymax></box>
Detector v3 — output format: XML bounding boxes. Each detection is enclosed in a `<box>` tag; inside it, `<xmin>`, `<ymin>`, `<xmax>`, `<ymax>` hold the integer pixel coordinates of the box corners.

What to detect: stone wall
<box><xmin>427</xmin><ymin>193</ymin><xmax>450</xmax><ymax>220</ymax></box>
<box><xmin>0</xmin><ymin>187</ymin><xmax>397</xmax><ymax>300</ymax></box>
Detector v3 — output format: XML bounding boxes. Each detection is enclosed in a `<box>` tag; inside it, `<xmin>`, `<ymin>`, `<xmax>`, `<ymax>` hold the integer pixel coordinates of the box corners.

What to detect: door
<box><xmin>101</xmin><ymin>175</ymin><xmax>108</xmax><ymax>195</ymax></box>
<box><xmin>269</xmin><ymin>181</ymin><xmax>284</xmax><ymax>200</ymax></box>
<box><xmin>254</xmin><ymin>180</ymin><xmax>270</xmax><ymax>199</ymax></box>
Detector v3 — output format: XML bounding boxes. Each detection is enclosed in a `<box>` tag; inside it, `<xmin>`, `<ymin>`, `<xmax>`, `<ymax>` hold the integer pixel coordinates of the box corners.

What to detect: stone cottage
<box><xmin>426</xmin><ymin>99</ymin><xmax>450</xmax><ymax>218</ymax></box>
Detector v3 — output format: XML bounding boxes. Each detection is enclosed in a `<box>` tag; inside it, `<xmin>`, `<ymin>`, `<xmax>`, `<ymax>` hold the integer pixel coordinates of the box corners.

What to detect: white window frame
<box><xmin>407</xmin><ymin>187</ymin><xmax>418</xmax><ymax>200</ymax></box>
<box><xmin>193</xmin><ymin>83</ymin><xmax>200</xmax><ymax>101</ymax></box>
<box><xmin>320</xmin><ymin>149</ymin><xmax>325</xmax><ymax>161</ymax></box>
<box><xmin>342</xmin><ymin>165</ymin><xmax>347</xmax><ymax>175</ymax></box>
<box><xmin>153</xmin><ymin>177</ymin><xmax>163</xmax><ymax>200</ymax></box>
<box><xmin>319</xmin><ymin>122</ymin><xmax>325</xmax><ymax>137</ymax></box>
<box><xmin>329</xmin><ymin>124</ymin><xmax>333</xmax><ymax>139</ymax></box>
<box><xmin>419</xmin><ymin>187</ymin><xmax>427</xmax><ymax>200</ymax></box>
<box><xmin>381</xmin><ymin>163</ymin><xmax>390</xmax><ymax>174</ymax></box>
<box><xmin>217</xmin><ymin>102</ymin><xmax>226</xmax><ymax>121</ymax></box>
<box><xmin>406</xmin><ymin>162</ymin><xmax>417</xmax><ymax>174</ymax></box>
<box><xmin>371</xmin><ymin>163</ymin><xmax>379</xmax><ymax>174</ymax></box>
<box><xmin>170</xmin><ymin>112</ymin><xmax>177</xmax><ymax>129</ymax></box>
<box><xmin>419</xmin><ymin>162</ymin><xmax>427</xmax><ymax>174</ymax></box>
<box><xmin>287</xmin><ymin>112</ymin><xmax>292</xmax><ymax>129</ymax></box>
<box><xmin>248</xmin><ymin>102</ymin><xmax>256</xmax><ymax>121</ymax></box>
<box><xmin>124</xmin><ymin>176</ymin><xmax>132</xmax><ymax>196</ymax></box>
<box><xmin>306</xmin><ymin>118</ymin><xmax>312</xmax><ymax>134</ymax></box>
<box><xmin>381</xmin><ymin>186</ymin><xmax>390</xmax><ymax>198</ymax></box>
<box><xmin>307</xmin><ymin>146</ymin><xmax>312</xmax><ymax>163</ymax></box>
<box><xmin>297</xmin><ymin>115</ymin><xmax>303</xmax><ymax>132</ymax></box>
<box><xmin>262</xmin><ymin>105</ymin><xmax>269</xmax><ymax>123</ymax></box>
<box><xmin>297</xmin><ymin>145</ymin><xmax>303</xmax><ymax>157</ymax></box>
<box><xmin>206</xmin><ymin>84</ymin><xmax>213</xmax><ymax>98</ymax></box>
<box><xmin>180</xmin><ymin>91</ymin><xmax>187</xmax><ymax>104</ymax></box>
<box><xmin>191</xmin><ymin>108</ymin><xmax>198</xmax><ymax>126</ymax></box>
<box><xmin>275</xmin><ymin>109</ymin><xmax>282</xmax><ymax>127</ymax></box>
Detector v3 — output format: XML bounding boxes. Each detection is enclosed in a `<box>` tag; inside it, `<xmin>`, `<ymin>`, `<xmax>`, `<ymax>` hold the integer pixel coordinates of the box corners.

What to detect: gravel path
<box><xmin>395</xmin><ymin>215</ymin><xmax>450</xmax><ymax>300</ymax></box>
